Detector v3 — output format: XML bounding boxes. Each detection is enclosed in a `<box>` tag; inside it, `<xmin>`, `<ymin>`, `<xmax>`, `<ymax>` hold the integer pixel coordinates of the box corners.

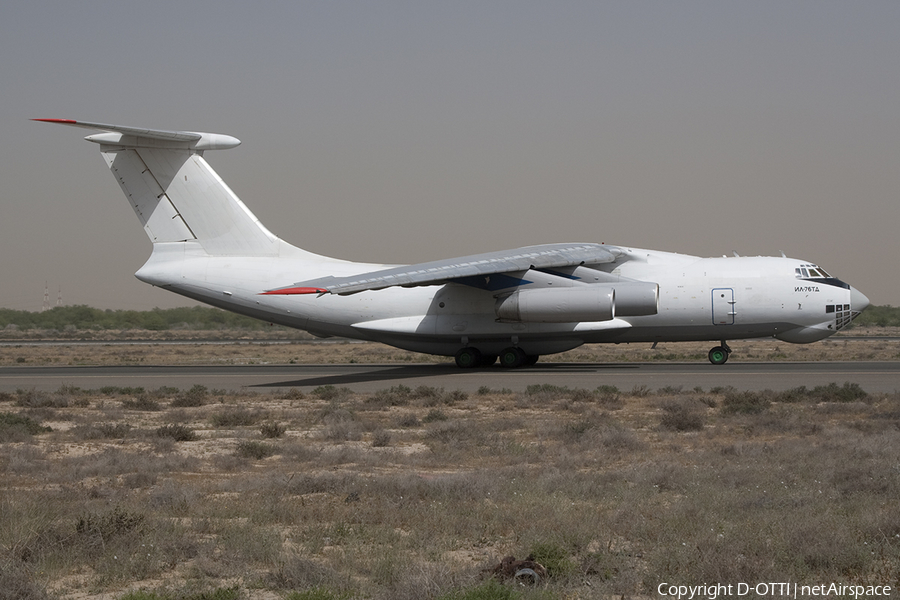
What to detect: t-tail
<box><xmin>33</xmin><ymin>119</ymin><xmax>320</xmax><ymax>259</ymax></box>
<box><xmin>33</xmin><ymin>118</ymin><xmax>353</xmax><ymax>321</ymax></box>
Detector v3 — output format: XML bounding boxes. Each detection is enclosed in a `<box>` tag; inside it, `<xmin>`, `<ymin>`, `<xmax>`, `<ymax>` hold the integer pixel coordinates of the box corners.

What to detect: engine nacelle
<box><xmin>496</xmin><ymin>287</ymin><xmax>613</xmax><ymax>322</ymax></box>
<box><xmin>609</xmin><ymin>282</ymin><xmax>659</xmax><ymax>317</ymax></box>
<box><xmin>495</xmin><ymin>283</ymin><xmax>658</xmax><ymax>323</ymax></box>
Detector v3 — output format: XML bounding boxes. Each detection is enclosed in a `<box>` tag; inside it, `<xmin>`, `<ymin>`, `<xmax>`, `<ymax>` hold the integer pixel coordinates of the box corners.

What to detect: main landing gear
<box><xmin>454</xmin><ymin>346</ymin><xmax>538</xmax><ymax>369</ymax></box>
<box><xmin>708</xmin><ymin>341</ymin><xmax>732</xmax><ymax>365</ymax></box>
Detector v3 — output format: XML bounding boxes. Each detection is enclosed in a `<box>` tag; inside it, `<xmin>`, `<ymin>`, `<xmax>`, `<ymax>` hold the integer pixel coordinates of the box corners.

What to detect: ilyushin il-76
<box><xmin>36</xmin><ymin>119</ymin><xmax>870</xmax><ymax>368</ymax></box>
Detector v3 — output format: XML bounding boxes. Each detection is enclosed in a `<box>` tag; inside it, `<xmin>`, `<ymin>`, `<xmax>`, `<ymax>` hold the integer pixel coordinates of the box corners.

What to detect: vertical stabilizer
<box><xmin>100</xmin><ymin>147</ymin><xmax>279</xmax><ymax>255</ymax></box>
<box><xmin>35</xmin><ymin>119</ymin><xmax>284</xmax><ymax>257</ymax></box>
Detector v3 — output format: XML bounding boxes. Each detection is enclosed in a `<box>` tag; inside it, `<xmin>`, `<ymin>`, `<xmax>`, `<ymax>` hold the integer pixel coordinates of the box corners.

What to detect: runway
<box><xmin>2</xmin><ymin>361</ymin><xmax>899</xmax><ymax>394</ymax></box>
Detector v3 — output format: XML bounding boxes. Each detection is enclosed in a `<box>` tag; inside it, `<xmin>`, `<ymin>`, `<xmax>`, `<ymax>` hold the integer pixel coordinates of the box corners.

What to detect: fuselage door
<box><xmin>712</xmin><ymin>288</ymin><xmax>735</xmax><ymax>325</ymax></box>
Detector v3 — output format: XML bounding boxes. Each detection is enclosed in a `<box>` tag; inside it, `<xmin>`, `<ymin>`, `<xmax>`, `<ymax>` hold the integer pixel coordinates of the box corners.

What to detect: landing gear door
<box><xmin>712</xmin><ymin>288</ymin><xmax>735</xmax><ymax>325</ymax></box>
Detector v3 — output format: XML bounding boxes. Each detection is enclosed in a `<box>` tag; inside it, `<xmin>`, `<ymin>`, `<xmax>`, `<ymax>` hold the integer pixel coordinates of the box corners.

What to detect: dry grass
<box><xmin>3</xmin><ymin>327</ymin><xmax>899</xmax><ymax>367</ymax></box>
<box><xmin>1</xmin><ymin>380</ymin><xmax>899</xmax><ymax>599</ymax></box>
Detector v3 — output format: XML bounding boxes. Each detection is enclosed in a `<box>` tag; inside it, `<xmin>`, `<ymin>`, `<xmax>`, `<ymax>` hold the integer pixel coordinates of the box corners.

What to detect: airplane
<box><xmin>35</xmin><ymin>118</ymin><xmax>870</xmax><ymax>368</ymax></box>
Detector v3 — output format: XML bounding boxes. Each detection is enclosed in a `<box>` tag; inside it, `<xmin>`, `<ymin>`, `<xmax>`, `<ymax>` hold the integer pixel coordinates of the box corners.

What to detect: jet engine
<box><xmin>495</xmin><ymin>283</ymin><xmax>658</xmax><ymax>323</ymax></box>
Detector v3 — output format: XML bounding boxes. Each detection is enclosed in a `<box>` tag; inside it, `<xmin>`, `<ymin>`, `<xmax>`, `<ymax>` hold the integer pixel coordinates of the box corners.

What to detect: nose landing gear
<box><xmin>708</xmin><ymin>342</ymin><xmax>732</xmax><ymax>365</ymax></box>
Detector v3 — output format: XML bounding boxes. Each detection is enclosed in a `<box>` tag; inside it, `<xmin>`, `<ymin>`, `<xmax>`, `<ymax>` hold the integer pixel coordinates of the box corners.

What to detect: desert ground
<box><xmin>1</xmin><ymin>331</ymin><xmax>899</xmax><ymax>600</ymax></box>
<box><xmin>2</xmin><ymin>327</ymin><xmax>899</xmax><ymax>367</ymax></box>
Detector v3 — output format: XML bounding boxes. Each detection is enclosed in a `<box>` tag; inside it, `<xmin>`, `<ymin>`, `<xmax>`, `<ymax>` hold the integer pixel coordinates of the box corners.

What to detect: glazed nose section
<box><xmin>850</xmin><ymin>286</ymin><xmax>870</xmax><ymax>314</ymax></box>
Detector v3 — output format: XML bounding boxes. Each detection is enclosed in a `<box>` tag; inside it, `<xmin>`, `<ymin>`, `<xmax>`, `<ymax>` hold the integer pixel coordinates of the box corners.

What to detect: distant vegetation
<box><xmin>851</xmin><ymin>304</ymin><xmax>900</xmax><ymax>327</ymax></box>
<box><xmin>2</xmin><ymin>304</ymin><xmax>898</xmax><ymax>332</ymax></box>
<box><xmin>0</xmin><ymin>305</ymin><xmax>276</xmax><ymax>331</ymax></box>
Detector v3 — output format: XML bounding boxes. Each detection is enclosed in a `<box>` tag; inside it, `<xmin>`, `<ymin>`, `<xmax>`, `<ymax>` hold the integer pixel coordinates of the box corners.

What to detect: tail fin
<box><xmin>34</xmin><ymin>119</ymin><xmax>280</xmax><ymax>257</ymax></box>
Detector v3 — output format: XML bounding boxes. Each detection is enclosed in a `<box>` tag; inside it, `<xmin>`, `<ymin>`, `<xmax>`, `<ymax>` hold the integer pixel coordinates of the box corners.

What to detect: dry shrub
<box><xmin>235</xmin><ymin>440</ymin><xmax>276</xmax><ymax>460</ymax></box>
<box><xmin>421</xmin><ymin>408</ymin><xmax>448</xmax><ymax>423</ymax></box>
<box><xmin>318</xmin><ymin>401</ymin><xmax>355</xmax><ymax>425</ymax></box>
<box><xmin>367</xmin><ymin>386</ymin><xmax>412</xmax><ymax>407</ymax></box>
<box><xmin>123</xmin><ymin>471</ymin><xmax>157</xmax><ymax>489</ymax></box>
<box><xmin>659</xmin><ymin>398</ymin><xmax>706</xmax><ymax>432</ymax></box>
<box><xmin>269</xmin><ymin>554</ymin><xmax>349</xmax><ymax>592</ymax></box>
<box><xmin>209</xmin><ymin>407</ymin><xmax>264</xmax><ymax>427</ymax></box>
<box><xmin>593</xmin><ymin>423</ymin><xmax>644</xmax><ymax>451</ymax></box>
<box><xmin>216</xmin><ymin>521</ymin><xmax>282</xmax><ymax>565</ymax></box>
<box><xmin>0</xmin><ymin>413</ymin><xmax>51</xmax><ymax>441</ymax></box>
<box><xmin>323</xmin><ymin>419</ymin><xmax>364</xmax><ymax>442</ymax></box>
<box><xmin>156</xmin><ymin>423</ymin><xmax>197</xmax><ymax>442</ymax></box>
<box><xmin>721</xmin><ymin>390</ymin><xmax>771</xmax><ymax>414</ymax></box>
<box><xmin>312</xmin><ymin>385</ymin><xmax>353</xmax><ymax>401</ymax></box>
<box><xmin>122</xmin><ymin>393</ymin><xmax>162</xmax><ymax>411</ymax></box>
<box><xmin>285</xmin><ymin>472</ymin><xmax>357</xmax><ymax>495</ymax></box>
<box><xmin>736</xmin><ymin>410</ymin><xmax>823</xmax><ymax>436</ymax></box>
<box><xmin>15</xmin><ymin>389</ymin><xmax>68</xmax><ymax>408</ymax></box>
<box><xmin>778</xmin><ymin>382</ymin><xmax>870</xmax><ymax>404</ymax></box>
<box><xmin>0</xmin><ymin>559</ymin><xmax>52</xmax><ymax>600</ymax></box>
<box><xmin>170</xmin><ymin>384</ymin><xmax>209</xmax><ymax>407</ymax></box>
<box><xmin>395</xmin><ymin>413</ymin><xmax>420</xmax><ymax>427</ymax></box>
<box><xmin>520</xmin><ymin>384</ymin><xmax>597</xmax><ymax>405</ymax></box>
<box><xmin>260</xmin><ymin>421</ymin><xmax>287</xmax><ymax>438</ymax></box>
<box><xmin>75</xmin><ymin>506</ymin><xmax>145</xmax><ymax>549</ymax></box>
<box><xmin>630</xmin><ymin>384</ymin><xmax>651</xmax><ymax>397</ymax></box>
<box><xmin>558</xmin><ymin>419</ymin><xmax>596</xmax><ymax>443</ymax></box>
<box><xmin>425</xmin><ymin>420</ymin><xmax>485</xmax><ymax>446</ymax></box>
<box><xmin>1</xmin><ymin>444</ymin><xmax>48</xmax><ymax>474</ymax></box>
<box><xmin>371</xmin><ymin>430</ymin><xmax>392</xmax><ymax>447</ymax></box>
<box><xmin>279</xmin><ymin>388</ymin><xmax>305</xmax><ymax>400</ymax></box>
<box><xmin>368</xmin><ymin>385</ymin><xmax>466</xmax><ymax>408</ymax></box>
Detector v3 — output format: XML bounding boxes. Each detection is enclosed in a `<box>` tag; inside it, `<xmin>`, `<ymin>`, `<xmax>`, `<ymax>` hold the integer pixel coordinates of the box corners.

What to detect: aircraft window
<box><xmin>818</xmin><ymin>268</ymin><xmax>831</xmax><ymax>277</ymax></box>
<box><xmin>808</xmin><ymin>268</ymin><xmax>822</xmax><ymax>277</ymax></box>
<box><xmin>795</xmin><ymin>268</ymin><xmax>802</xmax><ymax>277</ymax></box>
<box><xmin>801</xmin><ymin>268</ymin><xmax>809</xmax><ymax>277</ymax></box>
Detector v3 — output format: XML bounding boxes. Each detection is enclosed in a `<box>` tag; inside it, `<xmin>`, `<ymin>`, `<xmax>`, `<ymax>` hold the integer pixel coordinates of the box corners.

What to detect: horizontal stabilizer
<box><xmin>33</xmin><ymin>119</ymin><xmax>240</xmax><ymax>151</ymax></box>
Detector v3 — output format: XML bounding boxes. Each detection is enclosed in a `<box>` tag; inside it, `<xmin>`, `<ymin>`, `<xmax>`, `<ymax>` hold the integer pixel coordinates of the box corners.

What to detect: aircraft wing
<box><xmin>264</xmin><ymin>243</ymin><xmax>620</xmax><ymax>295</ymax></box>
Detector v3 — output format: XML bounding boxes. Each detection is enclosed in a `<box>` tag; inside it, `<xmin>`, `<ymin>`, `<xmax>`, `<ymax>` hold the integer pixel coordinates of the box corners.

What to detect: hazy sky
<box><xmin>2</xmin><ymin>1</ymin><xmax>899</xmax><ymax>310</ymax></box>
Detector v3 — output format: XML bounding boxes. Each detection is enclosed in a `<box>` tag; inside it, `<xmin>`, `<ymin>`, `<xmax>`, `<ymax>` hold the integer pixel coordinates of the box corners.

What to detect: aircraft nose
<box><xmin>850</xmin><ymin>286</ymin><xmax>870</xmax><ymax>313</ymax></box>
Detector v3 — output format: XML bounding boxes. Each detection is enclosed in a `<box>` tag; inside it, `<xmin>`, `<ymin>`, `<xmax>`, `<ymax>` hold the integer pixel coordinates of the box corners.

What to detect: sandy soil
<box><xmin>2</xmin><ymin>327</ymin><xmax>899</xmax><ymax>367</ymax></box>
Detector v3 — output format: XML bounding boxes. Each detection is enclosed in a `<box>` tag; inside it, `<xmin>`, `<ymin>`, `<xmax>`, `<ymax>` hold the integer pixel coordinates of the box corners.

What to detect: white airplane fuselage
<box><xmin>136</xmin><ymin>241</ymin><xmax>865</xmax><ymax>358</ymax></box>
<box><xmin>38</xmin><ymin>118</ymin><xmax>869</xmax><ymax>367</ymax></box>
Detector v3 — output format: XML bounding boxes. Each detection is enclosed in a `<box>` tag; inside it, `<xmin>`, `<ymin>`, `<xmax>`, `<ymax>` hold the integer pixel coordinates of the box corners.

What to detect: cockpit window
<box><xmin>796</xmin><ymin>264</ymin><xmax>832</xmax><ymax>279</ymax></box>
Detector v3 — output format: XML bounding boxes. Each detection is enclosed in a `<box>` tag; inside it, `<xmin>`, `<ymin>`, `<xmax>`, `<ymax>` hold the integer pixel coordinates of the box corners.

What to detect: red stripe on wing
<box><xmin>259</xmin><ymin>287</ymin><xmax>328</xmax><ymax>295</ymax></box>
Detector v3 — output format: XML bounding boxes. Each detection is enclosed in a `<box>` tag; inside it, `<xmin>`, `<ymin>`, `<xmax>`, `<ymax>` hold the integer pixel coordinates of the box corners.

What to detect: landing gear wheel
<box><xmin>499</xmin><ymin>347</ymin><xmax>526</xmax><ymax>368</ymax></box>
<box><xmin>479</xmin><ymin>354</ymin><xmax>498</xmax><ymax>367</ymax></box>
<box><xmin>708</xmin><ymin>346</ymin><xmax>730</xmax><ymax>365</ymax></box>
<box><xmin>454</xmin><ymin>347</ymin><xmax>482</xmax><ymax>369</ymax></box>
<box><xmin>522</xmin><ymin>354</ymin><xmax>540</xmax><ymax>367</ymax></box>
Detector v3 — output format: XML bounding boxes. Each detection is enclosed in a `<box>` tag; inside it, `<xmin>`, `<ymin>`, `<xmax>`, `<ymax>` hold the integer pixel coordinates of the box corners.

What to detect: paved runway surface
<box><xmin>2</xmin><ymin>362</ymin><xmax>899</xmax><ymax>394</ymax></box>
